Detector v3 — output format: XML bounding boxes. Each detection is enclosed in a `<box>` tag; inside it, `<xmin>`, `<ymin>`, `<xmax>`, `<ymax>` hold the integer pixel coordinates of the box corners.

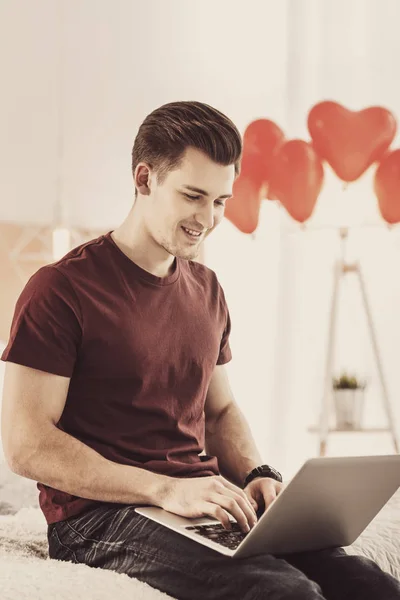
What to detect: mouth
<box><xmin>181</xmin><ymin>226</ymin><xmax>204</xmax><ymax>242</ymax></box>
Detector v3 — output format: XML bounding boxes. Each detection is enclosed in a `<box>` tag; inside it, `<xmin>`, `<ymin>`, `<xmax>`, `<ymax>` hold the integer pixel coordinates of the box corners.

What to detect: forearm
<box><xmin>10</xmin><ymin>425</ymin><xmax>173</xmax><ymax>506</ymax></box>
<box><xmin>205</xmin><ymin>402</ymin><xmax>263</xmax><ymax>488</ymax></box>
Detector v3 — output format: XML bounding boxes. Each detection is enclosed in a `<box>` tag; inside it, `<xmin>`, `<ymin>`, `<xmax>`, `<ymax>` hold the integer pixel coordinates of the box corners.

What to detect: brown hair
<box><xmin>131</xmin><ymin>101</ymin><xmax>242</xmax><ymax>196</ymax></box>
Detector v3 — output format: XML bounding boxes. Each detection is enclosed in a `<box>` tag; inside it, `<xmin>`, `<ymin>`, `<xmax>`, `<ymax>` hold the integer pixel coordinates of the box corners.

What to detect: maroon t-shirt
<box><xmin>1</xmin><ymin>231</ymin><xmax>232</xmax><ymax>524</ymax></box>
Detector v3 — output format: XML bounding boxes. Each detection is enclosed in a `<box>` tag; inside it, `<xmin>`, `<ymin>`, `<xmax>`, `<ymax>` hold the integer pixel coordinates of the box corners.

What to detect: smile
<box><xmin>182</xmin><ymin>226</ymin><xmax>203</xmax><ymax>239</ymax></box>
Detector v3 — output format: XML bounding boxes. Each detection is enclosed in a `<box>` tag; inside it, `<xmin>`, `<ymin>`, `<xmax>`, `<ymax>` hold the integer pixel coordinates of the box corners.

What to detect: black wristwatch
<box><xmin>243</xmin><ymin>464</ymin><xmax>283</xmax><ymax>488</ymax></box>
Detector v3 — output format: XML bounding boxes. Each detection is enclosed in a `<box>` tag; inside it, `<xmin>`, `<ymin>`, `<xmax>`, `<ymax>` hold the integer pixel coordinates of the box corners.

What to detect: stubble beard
<box><xmin>161</xmin><ymin>234</ymin><xmax>202</xmax><ymax>262</ymax></box>
<box><xmin>174</xmin><ymin>241</ymin><xmax>201</xmax><ymax>261</ymax></box>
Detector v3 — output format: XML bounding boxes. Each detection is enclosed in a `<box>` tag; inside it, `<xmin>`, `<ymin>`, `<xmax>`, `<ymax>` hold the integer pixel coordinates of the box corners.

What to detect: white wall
<box><xmin>263</xmin><ymin>0</ymin><xmax>400</xmax><ymax>474</ymax></box>
<box><xmin>0</xmin><ymin>0</ymin><xmax>289</xmax><ymax>227</ymax></box>
<box><xmin>1</xmin><ymin>0</ymin><xmax>400</xmax><ymax>477</ymax></box>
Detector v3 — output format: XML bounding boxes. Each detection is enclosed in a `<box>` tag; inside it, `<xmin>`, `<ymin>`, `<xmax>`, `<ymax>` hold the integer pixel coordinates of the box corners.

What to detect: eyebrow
<box><xmin>182</xmin><ymin>185</ymin><xmax>232</xmax><ymax>199</ymax></box>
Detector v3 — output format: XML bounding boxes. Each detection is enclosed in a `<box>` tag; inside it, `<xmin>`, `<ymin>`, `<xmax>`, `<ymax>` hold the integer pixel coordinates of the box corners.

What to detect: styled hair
<box><xmin>131</xmin><ymin>101</ymin><xmax>242</xmax><ymax>195</ymax></box>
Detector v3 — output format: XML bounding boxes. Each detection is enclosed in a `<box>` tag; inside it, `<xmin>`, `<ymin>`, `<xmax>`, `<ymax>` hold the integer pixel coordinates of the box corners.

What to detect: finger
<box><xmin>222</xmin><ymin>489</ymin><xmax>258</xmax><ymax>528</ymax></box>
<box><xmin>245</xmin><ymin>493</ymin><xmax>258</xmax><ymax>512</ymax></box>
<box><xmin>212</xmin><ymin>492</ymin><xmax>256</xmax><ymax>533</ymax></box>
<box><xmin>263</xmin><ymin>488</ymin><xmax>278</xmax><ymax>509</ymax></box>
<box><xmin>218</xmin><ymin>478</ymin><xmax>257</xmax><ymax>518</ymax></box>
<box><xmin>219</xmin><ymin>478</ymin><xmax>257</xmax><ymax>512</ymax></box>
<box><xmin>202</xmin><ymin>502</ymin><xmax>232</xmax><ymax>531</ymax></box>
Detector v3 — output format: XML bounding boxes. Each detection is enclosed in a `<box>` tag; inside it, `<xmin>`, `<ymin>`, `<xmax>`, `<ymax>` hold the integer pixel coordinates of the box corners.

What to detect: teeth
<box><xmin>183</xmin><ymin>227</ymin><xmax>201</xmax><ymax>237</ymax></box>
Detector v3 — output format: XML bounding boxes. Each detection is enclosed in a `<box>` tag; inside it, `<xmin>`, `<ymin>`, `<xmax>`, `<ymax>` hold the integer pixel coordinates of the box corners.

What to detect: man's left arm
<box><xmin>204</xmin><ymin>364</ymin><xmax>282</xmax><ymax>511</ymax></box>
<box><xmin>204</xmin><ymin>365</ymin><xmax>263</xmax><ymax>486</ymax></box>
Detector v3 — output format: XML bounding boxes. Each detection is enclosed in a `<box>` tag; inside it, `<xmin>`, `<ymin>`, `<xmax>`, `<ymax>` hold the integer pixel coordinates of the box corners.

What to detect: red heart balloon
<box><xmin>224</xmin><ymin>176</ymin><xmax>263</xmax><ymax>234</ymax></box>
<box><xmin>269</xmin><ymin>140</ymin><xmax>324</xmax><ymax>223</ymax></box>
<box><xmin>308</xmin><ymin>101</ymin><xmax>397</xmax><ymax>182</ymax></box>
<box><xmin>374</xmin><ymin>148</ymin><xmax>400</xmax><ymax>224</ymax></box>
<box><xmin>241</xmin><ymin>119</ymin><xmax>285</xmax><ymax>188</ymax></box>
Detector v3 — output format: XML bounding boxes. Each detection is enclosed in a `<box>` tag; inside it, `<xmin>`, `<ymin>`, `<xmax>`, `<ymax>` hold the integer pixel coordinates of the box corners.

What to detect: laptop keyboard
<box><xmin>184</xmin><ymin>522</ymin><xmax>248</xmax><ymax>550</ymax></box>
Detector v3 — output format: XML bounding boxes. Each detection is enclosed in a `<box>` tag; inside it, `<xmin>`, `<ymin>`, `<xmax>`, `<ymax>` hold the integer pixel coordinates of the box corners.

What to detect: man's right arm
<box><xmin>1</xmin><ymin>362</ymin><xmax>171</xmax><ymax>506</ymax></box>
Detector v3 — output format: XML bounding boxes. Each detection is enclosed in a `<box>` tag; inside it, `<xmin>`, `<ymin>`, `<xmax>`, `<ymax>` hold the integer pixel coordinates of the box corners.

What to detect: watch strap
<box><xmin>243</xmin><ymin>464</ymin><xmax>283</xmax><ymax>488</ymax></box>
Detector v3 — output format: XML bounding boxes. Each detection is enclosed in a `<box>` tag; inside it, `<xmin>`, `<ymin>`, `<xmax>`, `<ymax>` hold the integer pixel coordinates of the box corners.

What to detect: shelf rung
<box><xmin>308</xmin><ymin>426</ymin><xmax>391</xmax><ymax>433</ymax></box>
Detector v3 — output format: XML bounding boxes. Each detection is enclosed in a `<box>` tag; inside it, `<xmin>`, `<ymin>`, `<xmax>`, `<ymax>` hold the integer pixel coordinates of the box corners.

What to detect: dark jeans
<box><xmin>48</xmin><ymin>503</ymin><xmax>400</xmax><ymax>600</ymax></box>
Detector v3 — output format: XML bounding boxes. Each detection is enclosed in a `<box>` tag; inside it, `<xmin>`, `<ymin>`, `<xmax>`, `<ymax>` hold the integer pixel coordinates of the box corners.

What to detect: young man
<box><xmin>1</xmin><ymin>101</ymin><xmax>399</xmax><ymax>600</ymax></box>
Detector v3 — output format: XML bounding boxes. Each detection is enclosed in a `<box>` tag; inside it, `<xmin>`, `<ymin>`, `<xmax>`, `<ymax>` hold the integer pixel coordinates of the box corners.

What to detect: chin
<box><xmin>161</xmin><ymin>240</ymin><xmax>198</xmax><ymax>261</ymax></box>
<box><xmin>177</xmin><ymin>247</ymin><xmax>200</xmax><ymax>261</ymax></box>
<box><xmin>178</xmin><ymin>241</ymin><xmax>202</xmax><ymax>260</ymax></box>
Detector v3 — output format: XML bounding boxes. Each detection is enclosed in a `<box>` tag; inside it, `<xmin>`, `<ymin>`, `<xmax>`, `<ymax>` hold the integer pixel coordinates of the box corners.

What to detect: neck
<box><xmin>111</xmin><ymin>204</ymin><xmax>176</xmax><ymax>278</ymax></box>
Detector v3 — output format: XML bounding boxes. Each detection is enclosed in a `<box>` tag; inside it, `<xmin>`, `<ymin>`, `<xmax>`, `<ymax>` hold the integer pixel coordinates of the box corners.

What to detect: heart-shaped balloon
<box><xmin>374</xmin><ymin>148</ymin><xmax>400</xmax><ymax>224</ymax></box>
<box><xmin>308</xmin><ymin>101</ymin><xmax>397</xmax><ymax>182</ymax></box>
<box><xmin>224</xmin><ymin>176</ymin><xmax>264</xmax><ymax>234</ymax></box>
<box><xmin>241</xmin><ymin>119</ymin><xmax>285</xmax><ymax>188</ymax></box>
<box><xmin>269</xmin><ymin>140</ymin><xmax>324</xmax><ymax>223</ymax></box>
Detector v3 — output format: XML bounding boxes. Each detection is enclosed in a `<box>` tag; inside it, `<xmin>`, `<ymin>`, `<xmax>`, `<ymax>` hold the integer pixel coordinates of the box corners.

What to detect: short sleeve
<box><xmin>216</xmin><ymin>284</ymin><xmax>232</xmax><ymax>365</ymax></box>
<box><xmin>1</xmin><ymin>265</ymin><xmax>82</xmax><ymax>377</ymax></box>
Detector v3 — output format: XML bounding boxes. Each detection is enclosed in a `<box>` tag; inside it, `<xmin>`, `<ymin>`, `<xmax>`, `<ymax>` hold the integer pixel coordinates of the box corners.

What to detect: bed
<box><xmin>0</xmin><ymin>461</ymin><xmax>399</xmax><ymax>600</ymax></box>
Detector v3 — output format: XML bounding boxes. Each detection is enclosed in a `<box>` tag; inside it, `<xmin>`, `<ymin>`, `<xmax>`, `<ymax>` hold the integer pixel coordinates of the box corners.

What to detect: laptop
<box><xmin>135</xmin><ymin>455</ymin><xmax>400</xmax><ymax>558</ymax></box>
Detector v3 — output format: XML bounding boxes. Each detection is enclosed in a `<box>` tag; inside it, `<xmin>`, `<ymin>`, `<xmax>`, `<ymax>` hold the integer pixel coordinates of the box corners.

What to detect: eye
<box><xmin>184</xmin><ymin>193</ymin><xmax>226</xmax><ymax>207</ymax></box>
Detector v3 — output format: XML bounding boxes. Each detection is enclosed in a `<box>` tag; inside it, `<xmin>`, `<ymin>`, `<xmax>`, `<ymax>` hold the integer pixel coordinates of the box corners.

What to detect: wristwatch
<box><xmin>243</xmin><ymin>464</ymin><xmax>283</xmax><ymax>488</ymax></box>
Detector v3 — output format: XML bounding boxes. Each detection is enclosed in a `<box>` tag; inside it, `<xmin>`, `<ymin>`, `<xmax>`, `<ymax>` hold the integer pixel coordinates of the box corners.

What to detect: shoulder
<box><xmin>27</xmin><ymin>234</ymin><xmax>108</xmax><ymax>306</ymax></box>
<box><xmin>18</xmin><ymin>264</ymin><xmax>82</xmax><ymax>320</ymax></box>
<box><xmin>19</xmin><ymin>236</ymin><xmax>105</xmax><ymax>312</ymax></box>
<box><xmin>182</xmin><ymin>260</ymin><xmax>228</xmax><ymax>307</ymax></box>
<box><xmin>51</xmin><ymin>233</ymin><xmax>107</xmax><ymax>279</ymax></box>
<box><xmin>183</xmin><ymin>259</ymin><xmax>221</xmax><ymax>290</ymax></box>
<box><xmin>23</xmin><ymin>234</ymin><xmax>108</xmax><ymax>297</ymax></box>
<box><xmin>22</xmin><ymin>263</ymin><xmax>74</xmax><ymax>297</ymax></box>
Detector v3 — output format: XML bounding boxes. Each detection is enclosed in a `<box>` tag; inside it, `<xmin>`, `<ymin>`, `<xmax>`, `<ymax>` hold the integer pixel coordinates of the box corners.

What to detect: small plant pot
<box><xmin>333</xmin><ymin>388</ymin><xmax>365</xmax><ymax>430</ymax></box>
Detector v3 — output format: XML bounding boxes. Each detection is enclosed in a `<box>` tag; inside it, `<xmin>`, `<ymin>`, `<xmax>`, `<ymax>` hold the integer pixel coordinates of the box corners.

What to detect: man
<box><xmin>1</xmin><ymin>101</ymin><xmax>399</xmax><ymax>599</ymax></box>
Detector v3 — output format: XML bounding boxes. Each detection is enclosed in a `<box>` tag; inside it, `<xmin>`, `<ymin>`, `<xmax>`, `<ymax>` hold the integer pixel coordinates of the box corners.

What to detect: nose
<box><xmin>195</xmin><ymin>202</ymin><xmax>215</xmax><ymax>231</ymax></box>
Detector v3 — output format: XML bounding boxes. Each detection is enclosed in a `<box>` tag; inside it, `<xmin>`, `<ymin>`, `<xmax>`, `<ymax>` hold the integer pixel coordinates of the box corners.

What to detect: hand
<box><xmin>243</xmin><ymin>477</ymin><xmax>284</xmax><ymax>515</ymax></box>
<box><xmin>160</xmin><ymin>475</ymin><xmax>258</xmax><ymax>532</ymax></box>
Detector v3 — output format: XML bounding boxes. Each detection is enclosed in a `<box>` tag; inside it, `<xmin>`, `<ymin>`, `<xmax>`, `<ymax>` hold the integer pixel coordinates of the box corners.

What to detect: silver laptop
<box><xmin>135</xmin><ymin>455</ymin><xmax>400</xmax><ymax>558</ymax></box>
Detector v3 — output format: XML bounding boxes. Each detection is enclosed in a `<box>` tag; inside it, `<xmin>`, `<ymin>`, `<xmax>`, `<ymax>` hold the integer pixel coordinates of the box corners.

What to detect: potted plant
<box><xmin>332</xmin><ymin>372</ymin><xmax>367</xmax><ymax>430</ymax></box>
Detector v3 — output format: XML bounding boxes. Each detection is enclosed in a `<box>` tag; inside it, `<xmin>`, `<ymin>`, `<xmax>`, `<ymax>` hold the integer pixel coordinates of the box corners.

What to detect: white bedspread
<box><xmin>0</xmin><ymin>491</ymin><xmax>399</xmax><ymax>600</ymax></box>
<box><xmin>347</xmin><ymin>488</ymin><xmax>400</xmax><ymax>579</ymax></box>
<box><xmin>0</xmin><ymin>452</ymin><xmax>399</xmax><ymax>600</ymax></box>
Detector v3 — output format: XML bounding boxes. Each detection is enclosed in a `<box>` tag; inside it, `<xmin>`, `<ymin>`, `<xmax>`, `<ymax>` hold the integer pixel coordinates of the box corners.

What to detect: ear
<box><xmin>135</xmin><ymin>163</ymin><xmax>152</xmax><ymax>196</ymax></box>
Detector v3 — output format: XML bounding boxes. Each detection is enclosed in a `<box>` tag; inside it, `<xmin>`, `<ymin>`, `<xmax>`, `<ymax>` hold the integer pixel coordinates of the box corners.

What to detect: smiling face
<box><xmin>137</xmin><ymin>147</ymin><xmax>235</xmax><ymax>261</ymax></box>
